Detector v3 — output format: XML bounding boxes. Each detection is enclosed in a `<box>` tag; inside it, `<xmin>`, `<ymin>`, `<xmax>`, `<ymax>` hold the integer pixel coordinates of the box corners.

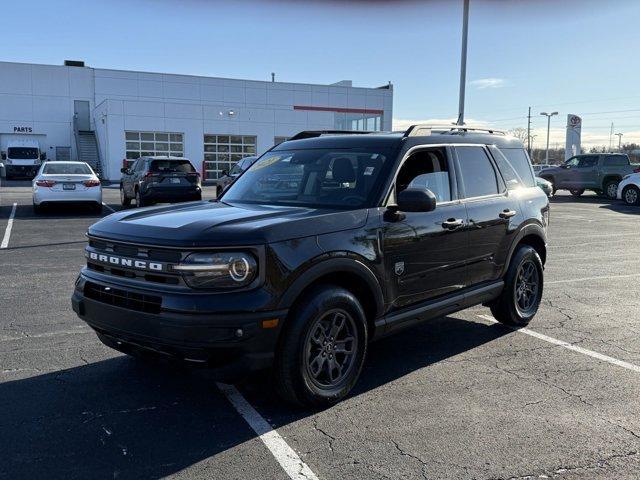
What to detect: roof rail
<box><xmin>403</xmin><ymin>124</ymin><xmax>506</xmax><ymax>138</ymax></box>
<box><xmin>288</xmin><ymin>130</ymin><xmax>374</xmax><ymax>141</ymax></box>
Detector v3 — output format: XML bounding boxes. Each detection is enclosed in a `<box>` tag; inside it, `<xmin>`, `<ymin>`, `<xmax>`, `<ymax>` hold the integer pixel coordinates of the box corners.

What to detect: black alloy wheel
<box><xmin>304</xmin><ymin>309</ymin><xmax>358</xmax><ymax>389</ymax></box>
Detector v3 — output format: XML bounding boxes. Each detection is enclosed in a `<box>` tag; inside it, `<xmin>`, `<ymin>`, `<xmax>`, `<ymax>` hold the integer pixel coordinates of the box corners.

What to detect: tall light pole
<box><xmin>456</xmin><ymin>0</ymin><xmax>470</xmax><ymax>126</ymax></box>
<box><xmin>615</xmin><ymin>132</ymin><xmax>624</xmax><ymax>151</ymax></box>
<box><xmin>540</xmin><ymin>111</ymin><xmax>558</xmax><ymax>163</ymax></box>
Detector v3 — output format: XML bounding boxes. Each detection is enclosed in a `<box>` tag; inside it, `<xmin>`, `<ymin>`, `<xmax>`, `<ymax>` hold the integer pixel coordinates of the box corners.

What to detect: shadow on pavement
<box><xmin>0</xmin><ymin>315</ymin><xmax>511</xmax><ymax>479</ymax></box>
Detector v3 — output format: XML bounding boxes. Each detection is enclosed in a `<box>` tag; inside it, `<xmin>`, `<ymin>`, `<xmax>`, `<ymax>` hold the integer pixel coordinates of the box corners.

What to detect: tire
<box><xmin>604</xmin><ymin>179</ymin><xmax>620</xmax><ymax>200</ymax></box>
<box><xmin>32</xmin><ymin>202</ymin><xmax>42</xmax><ymax>214</ymax></box>
<box><xmin>120</xmin><ymin>185</ymin><xmax>131</xmax><ymax>207</ymax></box>
<box><xmin>93</xmin><ymin>202</ymin><xmax>103</xmax><ymax>214</ymax></box>
<box><xmin>570</xmin><ymin>189</ymin><xmax>584</xmax><ymax>197</ymax></box>
<box><xmin>274</xmin><ymin>285</ymin><xmax>368</xmax><ymax>407</ymax></box>
<box><xmin>490</xmin><ymin>245</ymin><xmax>543</xmax><ymax>327</ymax></box>
<box><xmin>135</xmin><ymin>188</ymin><xmax>145</xmax><ymax>207</ymax></box>
<box><xmin>622</xmin><ymin>185</ymin><xmax>640</xmax><ymax>206</ymax></box>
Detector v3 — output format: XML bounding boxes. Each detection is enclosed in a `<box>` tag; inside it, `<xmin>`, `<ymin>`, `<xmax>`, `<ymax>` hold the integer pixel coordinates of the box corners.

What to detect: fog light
<box><xmin>235</xmin><ymin>329</ymin><xmax>244</xmax><ymax>338</ymax></box>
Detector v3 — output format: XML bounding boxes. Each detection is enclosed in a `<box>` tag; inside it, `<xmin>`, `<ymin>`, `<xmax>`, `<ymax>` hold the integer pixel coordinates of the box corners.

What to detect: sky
<box><xmin>4</xmin><ymin>0</ymin><xmax>640</xmax><ymax>148</ymax></box>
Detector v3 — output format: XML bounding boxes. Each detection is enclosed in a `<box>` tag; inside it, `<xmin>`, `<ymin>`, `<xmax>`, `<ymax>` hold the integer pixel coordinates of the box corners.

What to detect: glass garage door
<box><xmin>203</xmin><ymin>135</ymin><xmax>257</xmax><ymax>179</ymax></box>
<box><xmin>124</xmin><ymin>132</ymin><xmax>184</xmax><ymax>167</ymax></box>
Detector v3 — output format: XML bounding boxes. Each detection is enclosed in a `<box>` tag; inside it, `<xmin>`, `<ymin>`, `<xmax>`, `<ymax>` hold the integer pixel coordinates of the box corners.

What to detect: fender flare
<box><xmin>277</xmin><ymin>256</ymin><xmax>384</xmax><ymax>319</ymax></box>
<box><xmin>503</xmin><ymin>223</ymin><xmax>547</xmax><ymax>275</ymax></box>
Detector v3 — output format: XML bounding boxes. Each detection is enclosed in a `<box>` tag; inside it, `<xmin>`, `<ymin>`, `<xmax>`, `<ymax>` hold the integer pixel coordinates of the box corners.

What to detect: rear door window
<box><xmin>456</xmin><ymin>146</ymin><xmax>500</xmax><ymax>198</ymax></box>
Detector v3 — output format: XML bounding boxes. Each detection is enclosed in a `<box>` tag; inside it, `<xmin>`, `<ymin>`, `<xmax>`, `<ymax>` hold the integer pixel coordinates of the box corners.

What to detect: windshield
<box><xmin>43</xmin><ymin>163</ymin><xmax>92</xmax><ymax>175</ymax></box>
<box><xmin>8</xmin><ymin>147</ymin><xmax>38</xmax><ymax>159</ymax></box>
<box><xmin>222</xmin><ymin>148</ymin><xmax>390</xmax><ymax>209</ymax></box>
<box><xmin>150</xmin><ymin>160</ymin><xmax>195</xmax><ymax>173</ymax></box>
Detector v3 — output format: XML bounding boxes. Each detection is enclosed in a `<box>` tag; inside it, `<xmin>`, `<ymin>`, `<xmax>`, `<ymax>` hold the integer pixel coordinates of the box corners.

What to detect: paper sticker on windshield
<box><xmin>364</xmin><ymin>166</ymin><xmax>375</xmax><ymax>176</ymax></box>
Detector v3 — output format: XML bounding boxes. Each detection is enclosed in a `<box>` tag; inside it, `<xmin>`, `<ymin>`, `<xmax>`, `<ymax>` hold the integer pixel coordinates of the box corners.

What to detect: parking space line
<box><xmin>547</xmin><ymin>273</ymin><xmax>640</xmax><ymax>285</ymax></box>
<box><xmin>216</xmin><ymin>382</ymin><xmax>319</xmax><ymax>480</ymax></box>
<box><xmin>102</xmin><ymin>202</ymin><xmax>116</xmax><ymax>213</ymax></box>
<box><xmin>477</xmin><ymin>314</ymin><xmax>640</xmax><ymax>374</ymax></box>
<box><xmin>1</xmin><ymin>202</ymin><xmax>17</xmax><ymax>249</ymax></box>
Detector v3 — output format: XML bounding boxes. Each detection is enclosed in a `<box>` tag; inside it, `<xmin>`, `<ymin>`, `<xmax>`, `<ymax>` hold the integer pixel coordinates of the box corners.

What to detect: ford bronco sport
<box><xmin>72</xmin><ymin>126</ymin><xmax>549</xmax><ymax>407</ymax></box>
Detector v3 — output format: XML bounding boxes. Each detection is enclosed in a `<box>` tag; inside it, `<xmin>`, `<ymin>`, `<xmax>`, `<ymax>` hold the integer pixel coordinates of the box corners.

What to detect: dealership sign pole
<box><xmin>565</xmin><ymin>114</ymin><xmax>582</xmax><ymax>161</ymax></box>
<box><xmin>457</xmin><ymin>0</ymin><xmax>470</xmax><ymax>126</ymax></box>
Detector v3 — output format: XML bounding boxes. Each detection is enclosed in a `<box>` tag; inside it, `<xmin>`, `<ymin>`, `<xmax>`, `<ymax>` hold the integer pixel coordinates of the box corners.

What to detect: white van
<box><xmin>2</xmin><ymin>139</ymin><xmax>44</xmax><ymax>179</ymax></box>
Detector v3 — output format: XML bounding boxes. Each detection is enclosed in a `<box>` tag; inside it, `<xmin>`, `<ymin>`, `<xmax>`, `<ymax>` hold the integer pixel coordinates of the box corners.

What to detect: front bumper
<box><xmin>6</xmin><ymin>165</ymin><xmax>39</xmax><ymax>177</ymax></box>
<box><xmin>72</xmin><ymin>273</ymin><xmax>287</xmax><ymax>379</ymax></box>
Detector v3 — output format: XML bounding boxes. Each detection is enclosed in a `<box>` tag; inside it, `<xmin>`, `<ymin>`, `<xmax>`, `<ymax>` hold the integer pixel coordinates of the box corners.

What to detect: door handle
<box><xmin>499</xmin><ymin>209</ymin><xmax>517</xmax><ymax>219</ymax></box>
<box><xmin>442</xmin><ymin>218</ymin><xmax>464</xmax><ymax>230</ymax></box>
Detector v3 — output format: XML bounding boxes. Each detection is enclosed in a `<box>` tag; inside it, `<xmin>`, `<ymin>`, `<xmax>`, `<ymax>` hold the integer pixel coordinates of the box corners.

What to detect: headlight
<box><xmin>172</xmin><ymin>252</ymin><xmax>257</xmax><ymax>289</ymax></box>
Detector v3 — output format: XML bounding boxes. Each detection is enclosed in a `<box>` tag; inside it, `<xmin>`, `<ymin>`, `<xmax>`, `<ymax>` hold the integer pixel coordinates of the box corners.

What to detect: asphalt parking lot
<box><xmin>1</xmin><ymin>183</ymin><xmax>640</xmax><ymax>480</ymax></box>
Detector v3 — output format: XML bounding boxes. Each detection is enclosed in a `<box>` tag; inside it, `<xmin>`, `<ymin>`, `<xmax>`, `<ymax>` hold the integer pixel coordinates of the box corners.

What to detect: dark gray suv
<box><xmin>120</xmin><ymin>156</ymin><xmax>201</xmax><ymax>207</ymax></box>
<box><xmin>211</xmin><ymin>156</ymin><xmax>257</xmax><ymax>197</ymax></box>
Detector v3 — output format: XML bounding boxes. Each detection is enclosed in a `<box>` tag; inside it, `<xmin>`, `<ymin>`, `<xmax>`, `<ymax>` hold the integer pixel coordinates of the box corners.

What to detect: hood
<box><xmin>88</xmin><ymin>200</ymin><xmax>369</xmax><ymax>247</ymax></box>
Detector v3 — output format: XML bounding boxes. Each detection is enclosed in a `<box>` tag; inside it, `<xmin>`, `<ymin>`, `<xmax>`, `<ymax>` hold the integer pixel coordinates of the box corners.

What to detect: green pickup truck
<box><xmin>539</xmin><ymin>153</ymin><xmax>640</xmax><ymax>198</ymax></box>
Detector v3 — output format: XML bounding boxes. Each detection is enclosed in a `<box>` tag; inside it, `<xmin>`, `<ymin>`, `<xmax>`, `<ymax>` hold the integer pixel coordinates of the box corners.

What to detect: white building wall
<box><xmin>0</xmin><ymin>61</ymin><xmax>393</xmax><ymax>181</ymax></box>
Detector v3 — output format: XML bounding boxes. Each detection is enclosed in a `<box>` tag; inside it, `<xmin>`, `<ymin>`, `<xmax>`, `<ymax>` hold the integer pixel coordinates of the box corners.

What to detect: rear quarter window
<box><xmin>498</xmin><ymin>147</ymin><xmax>536</xmax><ymax>187</ymax></box>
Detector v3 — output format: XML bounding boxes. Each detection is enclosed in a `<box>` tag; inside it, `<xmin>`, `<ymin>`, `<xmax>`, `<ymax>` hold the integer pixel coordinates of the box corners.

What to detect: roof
<box><xmin>274</xmin><ymin>129</ymin><xmax>525</xmax><ymax>152</ymax></box>
<box><xmin>141</xmin><ymin>156</ymin><xmax>191</xmax><ymax>161</ymax></box>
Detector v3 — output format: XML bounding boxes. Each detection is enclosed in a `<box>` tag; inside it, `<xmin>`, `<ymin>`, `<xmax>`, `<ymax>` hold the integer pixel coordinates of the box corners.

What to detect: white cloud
<box><xmin>470</xmin><ymin>78</ymin><xmax>507</xmax><ymax>89</ymax></box>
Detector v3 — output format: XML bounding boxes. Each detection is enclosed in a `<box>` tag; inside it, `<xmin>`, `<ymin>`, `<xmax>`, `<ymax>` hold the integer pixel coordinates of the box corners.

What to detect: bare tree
<box><xmin>509</xmin><ymin>127</ymin><xmax>529</xmax><ymax>144</ymax></box>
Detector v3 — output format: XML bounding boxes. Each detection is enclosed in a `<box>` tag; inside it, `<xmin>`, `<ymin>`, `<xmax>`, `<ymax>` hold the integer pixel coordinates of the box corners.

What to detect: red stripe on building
<box><xmin>293</xmin><ymin>105</ymin><xmax>383</xmax><ymax>115</ymax></box>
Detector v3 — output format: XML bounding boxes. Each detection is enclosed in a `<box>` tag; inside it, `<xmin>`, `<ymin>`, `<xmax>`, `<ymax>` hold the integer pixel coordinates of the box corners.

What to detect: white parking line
<box><xmin>1</xmin><ymin>202</ymin><xmax>17</xmax><ymax>249</ymax></box>
<box><xmin>477</xmin><ymin>314</ymin><xmax>640</xmax><ymax>374</ymax></box>
<box><xmin>547</xmin><ymin>273</ymin><xmax>640</xmax><ymax>285</ymax></box>
<box><xmin>216</xmin><ymin>383</ymin><xmax>319</xmax><ymax>480</ymax></box>
<box><xmin>101</xmin><ymin>202</ymin><xmax>116</xmax><ymax>213</ymax></box>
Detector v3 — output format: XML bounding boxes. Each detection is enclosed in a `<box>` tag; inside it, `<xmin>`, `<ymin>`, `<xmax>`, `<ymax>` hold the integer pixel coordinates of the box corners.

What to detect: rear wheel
<box><xmin>490</xmin><ymin>245</ymin><xmax>543</xmax><ymax>327</ymax></box>
<box><xmin>135</xmin><ymin>188</ymin><xmax>145</xmax><ymax>207</ymax></box>
<box><xmin>570</xmin><ymin>189</ymin><xmax>584</xmax><ymax>197</ymax></box>
<box><xmin>120</xmin><ymin>185</ymin><xmax>131</xmax><ymax>207</ymax></box>
<box><xmin>604</xmin><ymin>179</ymin><xmax>620</xmax><ymax>199</ymax></box>
<box><xmin>623</xmin><ymin>185</ymin><xmax>640</xmax><ymax>206</ymax></box>
<box><xmin>274</xmin><ymin>285</ymin><xmax>368</xmax><ymax>407</ymax></box>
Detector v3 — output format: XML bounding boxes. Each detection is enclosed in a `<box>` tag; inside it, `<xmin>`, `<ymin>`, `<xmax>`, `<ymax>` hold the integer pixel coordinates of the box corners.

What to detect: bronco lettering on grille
<box><xmin>88</xmin><ymin>251</ymin><xmax>163</xmax><ymax>271</ymax></box>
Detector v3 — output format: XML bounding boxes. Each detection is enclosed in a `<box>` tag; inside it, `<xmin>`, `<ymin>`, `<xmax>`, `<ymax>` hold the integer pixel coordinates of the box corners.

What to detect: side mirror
<box><xmin>560</xmin><ymin>164</ymin><xmax>569</xmax><ymax>169</ymax></box>
<box><xmin>120</xmin><ymin>167</ymin><xmax>130</xmax><ymax>174</ymax></box>
<box><xmin>221</xmin><ymin>169</ymin><xmax>228</xmax><ymax>176</ymax></box>
<box><xmin>397</xmin><ymin>188</ymin><xmax>437</xmax><ymax>213</ymax></box>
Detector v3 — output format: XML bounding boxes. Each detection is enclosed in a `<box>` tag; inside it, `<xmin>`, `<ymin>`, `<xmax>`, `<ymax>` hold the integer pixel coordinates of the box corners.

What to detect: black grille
<box><xmin>88</xmin><ymin>238</ymin><xmax>182</xmax><ymax>262</ymax></box>
<box><xmin>84</xmin><ymin>281</ymin><xmax>162</xmax><ymax>314</ymax></box>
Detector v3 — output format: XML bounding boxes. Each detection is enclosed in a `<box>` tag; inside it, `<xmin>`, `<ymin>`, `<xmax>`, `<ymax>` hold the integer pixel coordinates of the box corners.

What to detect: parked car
<box><xmin>617</xmin><ymin>172</ymin><xmax>640</xmax><ymax>205</ymax></box>
<box><xmin>72</xmin><ymin>127</ymin><xmax>548</xmax><ymax>407</ymax></box>
<box><xmin>32</xmin><ymin>161</ymin><xmax>101</xmax><ymax>213</ymax></box>
<box><xmin>536</xmin><ymin>176</ymin><xmax>553</xmax><ymax>198</ymax></box>
<box><xmin>532</xmin><ymin>164</ymin><xmax>551</xmax><ymax>173</ymax></box>
<box><xmin>538</xmin><ymin>153</ymin><xmax>640</xmax><ymax>198</ymax></box>
<box><xmin>120</xmin><ymin>156</ymin><xmax>201</xmax><ymax>207</ymax></box>
<box><xmin>211</xmin><ymin>156</ymin><xmax>258</xmax><ymax>197</ymax></box>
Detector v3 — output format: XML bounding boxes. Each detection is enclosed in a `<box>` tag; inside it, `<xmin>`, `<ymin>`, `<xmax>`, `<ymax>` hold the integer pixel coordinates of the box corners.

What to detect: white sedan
<box><xmin>617</xmin><ymin>172</ymin><xmax>640</xmax><ymax>206</ymax></box>
<box><xmin>33</xmin><ymin>161</ymin><xmax>102</xmax><ymax>213</ymax></box>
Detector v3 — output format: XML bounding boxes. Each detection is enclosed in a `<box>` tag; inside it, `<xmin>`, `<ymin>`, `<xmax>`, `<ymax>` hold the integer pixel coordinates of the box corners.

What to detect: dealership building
<box><xmin>0</xmin><ymin>60</ymin><xmax>393</xmax><ymax>181</ymax></box>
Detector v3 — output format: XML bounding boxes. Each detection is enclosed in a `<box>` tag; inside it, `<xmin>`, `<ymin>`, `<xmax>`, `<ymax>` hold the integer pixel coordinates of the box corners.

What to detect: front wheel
<box><xmin>274</xmin><ymin>285</ymin><xmax>368</xmax><ymax>407</ymax></box>
<box><xmin>604</xmin><ymin>179</ymin><xmax>619</xmax><ymax>199</ymax></box>
<box><xmin>570</xmin><ymin>189</ymin><xmax>584</xmax><ymax>197</ymax></box>
<box><xmin>490</xmin><ymin>245</ymin><xmax>543</xmax><ymax>326</ymax></box>
<box><xmin>623</xmin><ymin>185</ymin><xmax>640</xmax><ymax>206</ymax></box>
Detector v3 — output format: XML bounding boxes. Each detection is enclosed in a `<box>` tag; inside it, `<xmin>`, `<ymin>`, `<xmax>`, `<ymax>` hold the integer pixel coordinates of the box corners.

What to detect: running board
<box><xmin>375</xmin><ymin>281</ymin><xmax>504</xmax><ymax>339</ymax></box>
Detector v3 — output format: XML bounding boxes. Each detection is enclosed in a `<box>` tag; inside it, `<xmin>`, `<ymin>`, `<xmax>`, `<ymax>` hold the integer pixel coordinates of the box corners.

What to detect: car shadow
<box><xmin>551</xmin><ymin>192</ymin><xmax>640</xmax><ymax>214</ymax></box>
<box><xmin>0</xmin><ymin>314</ymin><xmax>512</xmax><ymax>479</ymax></box>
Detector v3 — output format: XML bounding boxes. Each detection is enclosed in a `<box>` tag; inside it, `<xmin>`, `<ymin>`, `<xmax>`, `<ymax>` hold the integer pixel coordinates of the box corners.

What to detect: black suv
<box><xmin>72</xmin><ymin>127</ymin><xmax>548</xmax><ymax>407</ymax></box>
<box><xmin>120</xmin><ymin>156</ymin><xmax>201</xmax><ymax>207</ymax></box>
